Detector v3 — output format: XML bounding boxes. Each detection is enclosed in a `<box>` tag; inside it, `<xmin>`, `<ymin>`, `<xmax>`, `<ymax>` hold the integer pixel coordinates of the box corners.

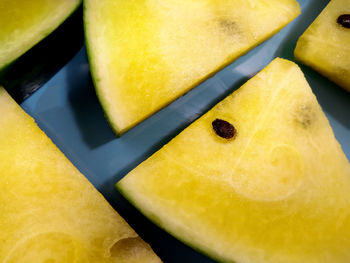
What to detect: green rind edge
<box><xmin>83</xmin><ymin>0</ymin><xmax>122</xmax><ymax>137</ymax></box>
<box><xmin>0</xmin><ymin>0</ymin><xmax>83</xmax><ymax>73</ymax></box>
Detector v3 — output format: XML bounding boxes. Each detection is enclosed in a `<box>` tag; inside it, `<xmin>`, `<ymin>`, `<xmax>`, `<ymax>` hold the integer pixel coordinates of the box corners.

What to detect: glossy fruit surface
<box><xmin>118</xmin><ymin>58</ymin><xmax>350</xmax><ymax>263</ymax></box>
<box><xmin>0</xmin><ymin>0</ymin><xmax>81</xmax><ymax>71</ymax></box>
<box><xmin>0</xmin><ymin>88</ymin><xmax>161</xmax><ymax>263</ymax></box>
<box><xmin>85</xmin><ymin>0</ymin><xmax>300</xmax><ymax>135</ymax></box>
<box><xmin>295</xmin><ymin>0</ymin><xmax>350</xmax><ymax>91</ymax></box>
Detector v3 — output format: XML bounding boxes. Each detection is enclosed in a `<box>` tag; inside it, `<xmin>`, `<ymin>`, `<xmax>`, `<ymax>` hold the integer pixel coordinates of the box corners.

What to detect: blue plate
<box><xmin>21</xmin><ymin>0</ymin><xmax>350</xmax><ymax>262</ymax></box>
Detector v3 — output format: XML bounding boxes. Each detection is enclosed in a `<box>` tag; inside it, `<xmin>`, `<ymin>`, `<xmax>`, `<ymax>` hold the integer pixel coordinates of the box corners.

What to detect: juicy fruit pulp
<box><xmin>117</xmin><ymin>58</ymin><xmax>350</xmax><ymax>263</ymax></box>
<box><xmin>0</xmin><ymin>0</ymin><xmax>81</xmax><ymax>70</ymax></box>
<box><xmin>84</xmin><ymin>0</ymin><xmax>301</xmax><ymax>135</ymax></box>
<box><xmin>294</xmin><ymin>0</ymin><xmax>350</xmax><ymax>91</ymax></box>
<box><xmin>0</xmin><ymin>88</ymin><xmax>161</xmax><ymax>263</ymax></box>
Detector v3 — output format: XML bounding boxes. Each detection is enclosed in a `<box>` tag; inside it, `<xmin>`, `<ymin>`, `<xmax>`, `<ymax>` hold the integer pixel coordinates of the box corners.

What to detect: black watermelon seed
<box><xmin>212</xmin><ymin>119</ymin><xmax>236</xmax><ymax>139</ymax></box>
<box><xmin>337</xmin><ymin>14</ymin><xmax>350</xmax><ymax>28</ymax></box>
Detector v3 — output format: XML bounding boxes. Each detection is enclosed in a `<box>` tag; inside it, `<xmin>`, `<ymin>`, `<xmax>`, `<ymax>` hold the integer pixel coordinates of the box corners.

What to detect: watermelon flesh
<box><xmin>84</xmin><ymin>0</ymin><xmax>301</xmax><ymax>135</ymax></box>
<box><xmin>0</xmin><ymin>87</ymin><xmax>161</xmax><ymax>263</ymax></box>
<box><xmin>117</xmin><ymin>58</ymin><xmax>350</xmax><ymax>263</ymax></box>
<box><xmin>0</xmin><ymin>0</ymin><xmax>81</xmax><ymax>71</ymax></box>
<box><xmin>294</xmin><ymin>0</ymin><xmax>350</xmax><ymax>91</ymax></box>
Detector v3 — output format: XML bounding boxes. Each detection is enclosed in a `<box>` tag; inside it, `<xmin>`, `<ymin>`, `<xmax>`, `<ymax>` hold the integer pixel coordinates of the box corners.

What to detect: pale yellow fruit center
<box><xmin>4</xmin><ymin>232</ymin><xmax>84</xmax><ymax>263</ymax></box>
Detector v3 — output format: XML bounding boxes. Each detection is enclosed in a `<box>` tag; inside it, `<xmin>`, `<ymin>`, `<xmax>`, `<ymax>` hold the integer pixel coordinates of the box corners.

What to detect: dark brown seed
<box><xmin>212</xmin><ymin>119</ymin><xmax>236</xmax><ymax>139</ymax></box>
<box><xmin>337</xmin><ymin>14</ymin><xmax>350</xmax><ymax>28</ymax></box>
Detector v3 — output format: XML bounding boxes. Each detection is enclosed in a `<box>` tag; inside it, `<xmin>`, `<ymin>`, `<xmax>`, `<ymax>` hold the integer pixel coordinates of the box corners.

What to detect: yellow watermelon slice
<box><xmin>84</xmin><ymin>0</ymin><xmax>301</xmax><ymax>135</ymax></box>
<box><xmin>295</xmin><ymin>0</ymin><xmax>350</xmax><ymax>91</ymax></box>
<box><xmin>117</xmin><ymin>58</ymin><xmax>350</xmax><ymax>263</ymax></box>
<box><xmin>0</xmin><ymin>87</ymin><xmax>161</xmax><ymax>263</ymax></box>
<box><xmin>0</xmin><ymin>0</ymin><xmax>81</xmax><ymax>71</ymax></box>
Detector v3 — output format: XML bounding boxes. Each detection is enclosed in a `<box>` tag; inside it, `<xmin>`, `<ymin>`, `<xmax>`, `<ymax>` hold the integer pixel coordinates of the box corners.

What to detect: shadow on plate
<box><xmin>65</xmin><ymin>49</ymin><xmax>116</xmax><ymax>149</ymax></box>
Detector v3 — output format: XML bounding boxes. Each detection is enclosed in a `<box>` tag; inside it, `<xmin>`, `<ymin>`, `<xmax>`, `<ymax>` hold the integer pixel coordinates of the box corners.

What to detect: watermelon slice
<box><xmin>0</xmin><ymin>0</ymin><xmax>82</xmax><ymax>71</ymax></box>
<box><xmin>294</xmin><ymin>0</ymin><xmax>350</xmax><ymax>91</ymax></box>
<box><xmin>117</xmin><ymin>58</ymin><xmax>350</xmax><ymax>263</ymax></box>
<box><xmin>84</xmin><ymin>0</ymin><xmax>301</xmax><ymax>135</ymax></box>
<box><xmin>0</xmin><ymin>87</ymin><xmax>161</xmax><ymax>263</ymax></box>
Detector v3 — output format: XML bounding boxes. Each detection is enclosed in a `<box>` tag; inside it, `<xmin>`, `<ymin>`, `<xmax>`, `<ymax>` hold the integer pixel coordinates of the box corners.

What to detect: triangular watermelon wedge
<box><xmin>84</xmin><ymin>0</ymin><xmax>301</xmax><ymax>135</ymax></box>
<box><xmin>0</xmin><ymin>87</ymin><xmax>161</xmax><ymax>263</ymax></box>
<box><xmin>117</xmin><ymin>58</ymin><xmax>350</xmax><ymax>263</ymax></box>
<box><xmin>294</xmin><ymin>0</ymin><xmax>350</xmax><ymax>91</ymax></box>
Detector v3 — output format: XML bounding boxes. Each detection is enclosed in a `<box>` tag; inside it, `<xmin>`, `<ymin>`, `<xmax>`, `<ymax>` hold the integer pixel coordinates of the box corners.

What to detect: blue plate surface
<box><xmin>21</xmin><ymin>0</ymin><xmax>349</xmax><ymax>262</ymax></box>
